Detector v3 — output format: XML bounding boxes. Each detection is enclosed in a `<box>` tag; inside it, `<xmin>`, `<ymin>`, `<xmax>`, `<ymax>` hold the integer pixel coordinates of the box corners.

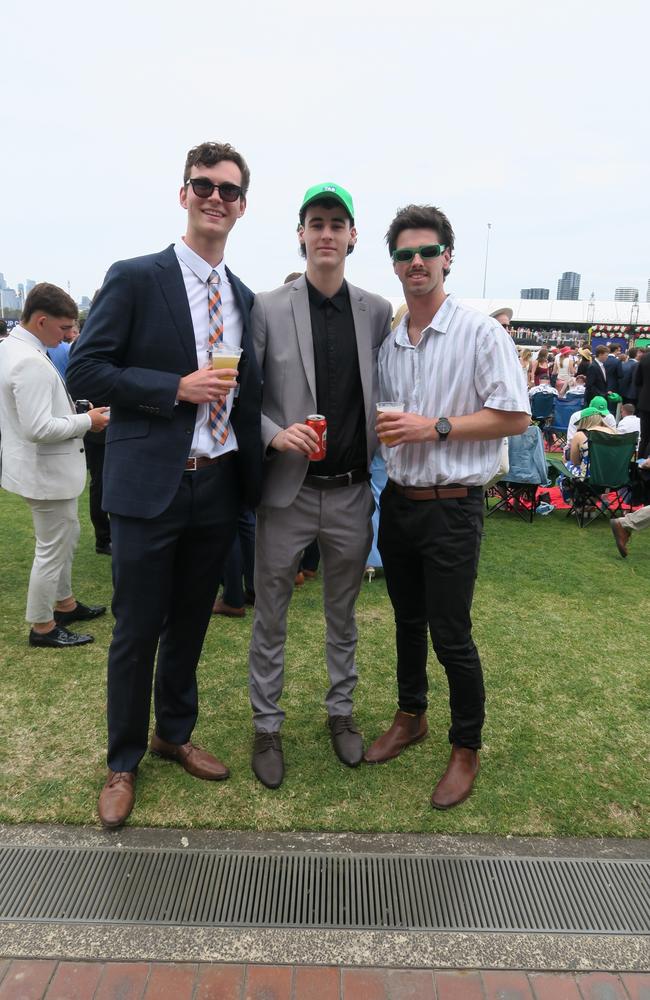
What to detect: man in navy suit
<box><xmin>619</xmin><ymin>347</ymin><xmax>639</xmax><ymax>405</ymax></box>
<box><xmin>585</xmin><ymin>345</ymin><xmax>608</xmax><ymax>406</ymax></box>
<box><xmin>68</xmin><ymin>141</ymin><xmax>262</xmax><ymax>828</ymax></box>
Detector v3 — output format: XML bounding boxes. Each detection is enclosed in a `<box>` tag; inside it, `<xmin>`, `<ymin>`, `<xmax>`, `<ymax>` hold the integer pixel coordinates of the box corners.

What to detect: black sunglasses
<box><xmin>186</xmin><ymin>178</ymin><xmax>243</xmax><ymax>202</ymax></box>
<box><xmin>392</xmin><ymin>243</ymin><xmax>447</xmax><ymax>263</ymax></box>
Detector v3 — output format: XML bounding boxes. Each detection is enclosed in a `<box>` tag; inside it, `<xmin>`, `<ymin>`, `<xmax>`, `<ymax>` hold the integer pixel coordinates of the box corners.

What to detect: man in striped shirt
<box><xmin>364</xmin><ymin>205</ymin><xmax>530</xmax><ymax>810</ymax></box>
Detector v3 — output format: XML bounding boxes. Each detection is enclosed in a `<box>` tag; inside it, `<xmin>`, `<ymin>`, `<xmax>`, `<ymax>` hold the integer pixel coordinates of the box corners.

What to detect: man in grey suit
<box><xmin>248</xmin><ymin>183</ymin><xmax>392</xmax><ymax>788</ymax></box>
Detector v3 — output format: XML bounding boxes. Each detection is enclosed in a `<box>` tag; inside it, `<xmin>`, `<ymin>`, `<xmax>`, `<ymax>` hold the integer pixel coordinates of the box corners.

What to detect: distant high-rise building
<box><xmin>0</xmin><ymin>273</ymin><xmax>6</xmax><ymax>291</ymax></box>
<box><xmin>17</xmin><ymin>283</ymin><xmax>25</xmax><ymax>307</ymax></box>
<box><xmin>614</xmin><ymin>287</ymin><xmax>639</xmax><ymax>302</ymax></box>
<box><xmin>79</xmin><ymin>295</ymin><xmax>92</xmax><ymax>310</ymax></box>
<box><xmin>646</xmin><ymin>279</ymin><xmax>650</xmax><ymax>303</ymax></box>
<box><xmin>0</xmin><ymin>287</ymin><xmax>21</xmax><ymax>312</ymax></box>
<box><xmin>557</xmin><ymin>272</ymin><xmax>581</xmax><ymax>300</ymax></box>
<box><xmin>521</xmin><ymin>288</ymin><xmax>550</xmax><ymax>300</ymax></box>
<box><xmin>25</xmin><ymin>279</ymin><xmax>36</xmax><ymax>294</ymax></box>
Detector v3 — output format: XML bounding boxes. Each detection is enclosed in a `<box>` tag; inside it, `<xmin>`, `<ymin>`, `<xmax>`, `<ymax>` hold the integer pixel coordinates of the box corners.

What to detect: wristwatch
<box><xmin>435</xmin><ymin>417</ymin><xmax>452</xmax><ymax>441</ymax></box>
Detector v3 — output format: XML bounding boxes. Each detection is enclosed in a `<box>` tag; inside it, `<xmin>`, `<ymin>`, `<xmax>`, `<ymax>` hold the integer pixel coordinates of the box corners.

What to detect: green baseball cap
<box><xmin>300</xmin><ymin>182</ymin><xmax>355</xmax><ymax>222</ymax></box>
<box><xmin>578</xmin><ymin>406</ymin><xmax>600</xmax><ymax>420</ymax></box>
<box><xmin>590</xmin><ymin>396</ymin><xmax>608</xmax><ymax>413</ymax></box>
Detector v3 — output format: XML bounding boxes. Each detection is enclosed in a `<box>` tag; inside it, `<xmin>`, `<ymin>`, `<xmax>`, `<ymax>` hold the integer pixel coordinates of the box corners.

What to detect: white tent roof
<box><xmin>386</xmin><ymin>297</ymin><xmax>649</xmax><ymax>326</ymax></box>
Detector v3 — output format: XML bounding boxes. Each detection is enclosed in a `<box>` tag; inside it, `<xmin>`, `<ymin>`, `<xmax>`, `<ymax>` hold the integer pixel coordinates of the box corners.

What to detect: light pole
<box><xmin>482</xmin><ymin>223</ymin><xmax>492</xmax><ymax>298</ymax></box>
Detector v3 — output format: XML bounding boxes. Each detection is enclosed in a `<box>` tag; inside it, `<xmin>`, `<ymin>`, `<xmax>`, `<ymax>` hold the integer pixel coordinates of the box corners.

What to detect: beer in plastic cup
<box><xmin>211</xmin><ymin>343</ymin><xmax>243</xmax><ymax>372</ymax></box>
<box><xmin>376</xmin><ymin>401</ymin><xmax>405</xmax><ymax>444</ymax></box>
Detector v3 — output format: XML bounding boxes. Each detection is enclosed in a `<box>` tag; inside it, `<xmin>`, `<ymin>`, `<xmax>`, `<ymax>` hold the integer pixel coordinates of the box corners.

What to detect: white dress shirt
<box><xmin>617</xmin><ymin>414</ymin><xmax>641</xmax><ymax>439</ymax></box>
<box><xmin>378</xmin><ymin>295</ymin><xmax>530</xmax><ymax>486</ymax></box>
<box><xmin>174</xmin><ymin>239</ymin><xmax>243</xmax><ymax>458</ymax></box>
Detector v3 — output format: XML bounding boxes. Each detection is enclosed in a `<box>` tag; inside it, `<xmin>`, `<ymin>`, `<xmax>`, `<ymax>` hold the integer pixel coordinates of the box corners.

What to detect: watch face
<box><xmin>436</xmin><ymin>418</ymin><xmax>452</xmax><ymax>436</ymax></box>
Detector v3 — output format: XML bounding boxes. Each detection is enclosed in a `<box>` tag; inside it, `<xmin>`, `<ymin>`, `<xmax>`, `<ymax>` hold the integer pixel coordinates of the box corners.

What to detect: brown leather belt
<box><xmin>388</xmin><ymin>480</ymin><xmax>472</xmax><ymax>501</ymax></box>
<box><xmin>185</xmin><ymin>453</ymin><xmax>233</xmax><ymax>471</ymax></box>
<box><xmin>304</xmin><ymin>468</ymin><xmax>369</xmax><ymax>490</ymax></box>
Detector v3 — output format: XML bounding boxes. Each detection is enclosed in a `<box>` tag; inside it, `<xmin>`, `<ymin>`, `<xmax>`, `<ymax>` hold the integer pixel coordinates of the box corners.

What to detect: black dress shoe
<box><xmin>54</xmin><ymin>601</ymin><xmax>107</xmax><ymax>625</ymax></box>
<box><xmin>29</xmin><ymin>625</ymin><xmax>94</xmax><ymax>648</ymax></box>
<box><xmin>252</xmin><ymin>731</ymin><xmax>284</xmax><ymax>789</ymax></box>
<box><xmin>328</xmin><ymin>715</ymin><xmax>363</xmax><ymax>767</ymax></box>
<box><xmin>95</xmin><ymin>542</ymin><xmax>112</xmax><ymax>555</ymax></box>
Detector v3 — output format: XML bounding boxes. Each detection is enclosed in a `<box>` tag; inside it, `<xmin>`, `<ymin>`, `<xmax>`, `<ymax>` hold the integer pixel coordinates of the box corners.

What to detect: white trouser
<box><xmin>23</xmin><ymin>497</ymin><xmax>80</xmax><ymax>623</ymax></box>
<box><xmin>619</xmin><ymin>505</ymin><xmax>650</xmax><ymax>532</ymax></box>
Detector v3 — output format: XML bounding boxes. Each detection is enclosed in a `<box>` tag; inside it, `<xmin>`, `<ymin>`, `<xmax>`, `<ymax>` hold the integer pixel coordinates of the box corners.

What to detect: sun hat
<box><xmin>560</xmin><ymin>347</ymin><xmax>572</xmax><ymax>355</ymax></box>
<box><xmin>489</xmin><ymin>307</ymin><xmax>513</xmax><ymax>322</ymax></box>
<box><xmin>299</xmin><ymin>182</ymin><xmax>354</xmax><ymax>222</ymax></box>
<box><xmin>578</xmin><ymin>348</ymin><xmax>592</xmax><ymax>361</ymax></box>
<box><xmin>590</xmin><ymin>396</ymin><xmax>608</xmax><ymax>413</ymax></box>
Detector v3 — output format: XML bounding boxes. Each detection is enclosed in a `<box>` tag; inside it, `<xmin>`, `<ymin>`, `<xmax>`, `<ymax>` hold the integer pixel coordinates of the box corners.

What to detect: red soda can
<box><xmin>306</xmin><ymin>414</ymin><xmax>327</xmax><ymax>460</ymax></box>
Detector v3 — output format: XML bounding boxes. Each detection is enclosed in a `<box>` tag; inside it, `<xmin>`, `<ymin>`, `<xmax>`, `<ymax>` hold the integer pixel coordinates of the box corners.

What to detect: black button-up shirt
<box><xmin>306</xmin><ymin>278</ymin><xmax>367</xmax><ymax>475</ymax></box>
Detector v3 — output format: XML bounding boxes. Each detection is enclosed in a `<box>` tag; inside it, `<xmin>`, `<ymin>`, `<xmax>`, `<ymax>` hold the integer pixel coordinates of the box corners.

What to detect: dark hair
<box><xmin>629</xmin><ymin>348</ymin><xmax>638</xmax><ymax>359</ymax></box>
<box><xmin>298</xmin><ymin>197</ymin><xmax>355</xmax><ymax>259</ymax></box>
<box><xmin>609</xmin><ymin>344</ymin><xmax>620</xmax><ymax>353</ymax></box>
<box><xmin>284</xmin><ymin>271</ymin><xmax>303</xmax><ymax>284</ymax></box>
<box><xmin>183</xmin><ymin>141</ymin><xmax>250</xmax><ymax>197</ymax></box>
<box><xmin>596</xmin><ymin>345</ymin><xmax>608</xmax><ymax>357</ymax></box>
<box><xmin>22</xmin><ymin>283</ymin><xmax>78</xmax><ymax>323</ymax></box>
<box><xmin>0</xmin><ymin>320</ymin><xmax>7</xmax><ymax>335</ymax></box>
<box><xmin>621</xmin><ymin>402</ymin><xmax>636</xmax><ymax>415</ymax></box>
<box><xmin>385</xmin><ymin>204</ymin><xmax>455</xmax><ymax>277</ymax></box>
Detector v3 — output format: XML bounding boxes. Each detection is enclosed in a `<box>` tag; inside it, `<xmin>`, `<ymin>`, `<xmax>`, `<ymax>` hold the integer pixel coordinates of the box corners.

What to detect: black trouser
<box><xmin>84</xmin><ymin>438</ymin><xmax>111</xmax><ymax>547</ymax></box>
<box><xmin>222</xmin><ymin>510</ymin><xmax>256</xmax><ymax>607</ymax></box>
<box><xmin>107</xmin><ymin>459</ymin><xmax>239</xmax><ymax>772</ymax></box>
<box><xmin>639</xmin><ymin>410</ymin><xmax>650</xmax><ymax>459</ymax></box>
<box><xmin>378</xmin><ymin>484</ymin><xmax>485</xmax><ymax>749</ymax></box>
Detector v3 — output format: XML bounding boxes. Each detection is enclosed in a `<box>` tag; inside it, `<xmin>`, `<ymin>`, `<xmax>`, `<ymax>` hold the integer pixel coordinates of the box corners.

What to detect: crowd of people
<box><xmin>0</xmin><ymin>140</ymin><xmax>646</xmax><ymax>834</ymax></box>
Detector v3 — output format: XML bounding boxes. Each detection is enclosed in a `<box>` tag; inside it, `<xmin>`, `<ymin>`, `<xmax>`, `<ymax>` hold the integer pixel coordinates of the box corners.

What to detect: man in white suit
<box><xmin>248</xmin><ymin>183</ymin><xmax>393</xmax><ymax>788</ymax></box>
<box><xmin>0</xmin><ymin>284</ymin><xmax>109</xmax><ymax>647</ymax></box>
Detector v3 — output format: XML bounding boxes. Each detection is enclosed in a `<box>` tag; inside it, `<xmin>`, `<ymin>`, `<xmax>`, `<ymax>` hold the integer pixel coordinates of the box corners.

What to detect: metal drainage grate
<box><xmin>0</xmin><ymin>847</ymin><xmax>648</xmax><ymax>934</ymax></box>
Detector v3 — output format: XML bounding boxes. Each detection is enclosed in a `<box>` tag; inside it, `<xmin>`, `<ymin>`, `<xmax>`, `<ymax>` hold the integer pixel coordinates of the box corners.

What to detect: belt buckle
<box><xmin>186</xmin><ymin>456</ymin><xmax>198</xmax><ymax>471</ymax></box>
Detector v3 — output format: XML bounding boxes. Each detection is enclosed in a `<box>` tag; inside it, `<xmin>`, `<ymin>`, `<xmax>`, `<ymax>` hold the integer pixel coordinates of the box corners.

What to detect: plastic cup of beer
<box><xmin>210</xmin><ymin>343</ymin><xmax>242</xmax><ymax>390</ymax></box>
<box><xmin>376</xmin><ymin>401</ymin><xmax>405</xmax><ymax>444</ymax></box>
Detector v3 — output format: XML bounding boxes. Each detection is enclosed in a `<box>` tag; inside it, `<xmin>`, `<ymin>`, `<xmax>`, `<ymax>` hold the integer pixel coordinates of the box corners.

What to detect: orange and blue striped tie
<box><xmin>207</xmin><ymin>269</ymin><xmax>229</xmax><ymax>443</ymax></box>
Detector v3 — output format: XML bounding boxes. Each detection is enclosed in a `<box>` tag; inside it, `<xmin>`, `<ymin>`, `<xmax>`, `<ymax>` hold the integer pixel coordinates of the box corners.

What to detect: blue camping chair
<box><xmin>485</xmin><ymin>425</ymin><xmax>550</xmax><ymax>523</ymax></box>
<box><xmin>547</xmin><ymin>396</ymin><xmax>584</xmax><ymax>452</ymax></box>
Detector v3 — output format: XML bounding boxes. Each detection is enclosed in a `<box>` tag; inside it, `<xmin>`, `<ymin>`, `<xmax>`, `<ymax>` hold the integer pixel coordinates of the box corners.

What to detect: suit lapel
<box><xmin>290</xmin><ymin>279</ymin><xmax>317</xmax><ymax>406</ymax></box>
<box><xmin>154</xmin><ymin>246</ymin><xmax>197</xmax><ymax>369</ymax></box>
<box><xmin>349</xmin><ymin>285</ymin><xmax>374</xmax><ymax>435</ymax></box>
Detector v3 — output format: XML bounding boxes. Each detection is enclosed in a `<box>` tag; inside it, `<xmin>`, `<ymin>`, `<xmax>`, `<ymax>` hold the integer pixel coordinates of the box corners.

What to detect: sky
<box><xmin>1</xmin><ymin>0</ymin><xmax>648</xmax><ymax>305</ymax></box>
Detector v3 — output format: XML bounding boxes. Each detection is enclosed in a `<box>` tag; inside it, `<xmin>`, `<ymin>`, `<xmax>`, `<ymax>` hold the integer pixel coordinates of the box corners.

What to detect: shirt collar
<box><xmin>174</xmin><ymin>239</ymin><xmax>229</xmax><ymax>285</ymax></box>
<box><xmin>394</xmin><ymin>293</ymin><xmax>458</xmax><ymax>347</ymax></box>
<box><xmin>306</xmin><ymin>276</ymin><xmax>348</xmax><ymax>312</ymax></box>
<box><xmin>11</xmin><ymin>324</ymin><xmax>47</xmax><ymax>354</ymax></box>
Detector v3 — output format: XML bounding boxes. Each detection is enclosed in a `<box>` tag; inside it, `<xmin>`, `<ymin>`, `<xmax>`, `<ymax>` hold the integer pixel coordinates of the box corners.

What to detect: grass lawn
<box><xmin>1</xmin><ymin>487</ymin><xmax>648</xmax><ymax>837</ymax></box>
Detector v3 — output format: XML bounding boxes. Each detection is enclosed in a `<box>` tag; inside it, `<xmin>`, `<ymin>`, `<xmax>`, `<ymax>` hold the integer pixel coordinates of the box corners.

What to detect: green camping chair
<box><xmin>564</xmin><ymin>430</ymin><xmax>638</xmax><ymax>527</ymax></box>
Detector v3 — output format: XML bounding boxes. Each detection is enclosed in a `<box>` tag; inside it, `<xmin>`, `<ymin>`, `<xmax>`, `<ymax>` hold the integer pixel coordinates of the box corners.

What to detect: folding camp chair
<box><xmin>563</xmin><ymin>430</ymin><xmax>638</xmax><ymax>527</ymax></box>
<box><xmin>547</xmin><ymin>396</ymin><xmax>584</xmax><ymax>453</ymax></box>
<box><xmin>485</xmin><ymin>424</ymin><xmax>550</xmax><ymax>523</ymax></box>
<box><xmin>529</xmin><ymin>391</ymin><xmax>555</xmax><ymax>430</ymax></box>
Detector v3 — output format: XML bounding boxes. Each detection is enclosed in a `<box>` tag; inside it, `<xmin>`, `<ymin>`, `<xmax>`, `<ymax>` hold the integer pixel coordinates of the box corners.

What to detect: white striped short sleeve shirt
<box><xmin>378</xmin><ymin>294</ymin><xmax>531</xmax><ymax>486</ymax></box>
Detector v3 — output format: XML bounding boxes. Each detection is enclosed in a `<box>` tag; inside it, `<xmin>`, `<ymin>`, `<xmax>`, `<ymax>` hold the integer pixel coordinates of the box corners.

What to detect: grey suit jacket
<box><xmin>252</xmin><ymin>275</ymin><xmax>392</xmax><ymax>508</ymax></box>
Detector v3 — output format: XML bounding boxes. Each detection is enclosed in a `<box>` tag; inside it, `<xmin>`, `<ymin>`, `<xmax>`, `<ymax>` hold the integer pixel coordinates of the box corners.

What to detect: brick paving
<box><xmin>0</xmin><ymin>961</ymin><xmax>648</xmax><ymax>999</ymax></box>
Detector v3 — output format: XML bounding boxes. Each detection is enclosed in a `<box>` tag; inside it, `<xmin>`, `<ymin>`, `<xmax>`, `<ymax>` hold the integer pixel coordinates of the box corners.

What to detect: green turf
<box><xmin>1</xmin><ymin>488</ymin><xmax>648</xmax><ymax>836</ymax></box>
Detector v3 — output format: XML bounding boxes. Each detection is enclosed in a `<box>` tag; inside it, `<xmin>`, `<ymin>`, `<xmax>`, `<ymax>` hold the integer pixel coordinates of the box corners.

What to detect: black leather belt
<box><xmin>185</xmin><ymin>453</ymin><xmax>234</xmax><ymax>471</ymax></box>
<box><xmin>388</xmin><ymin>480</ymin><xmax>481</xmax><ymax>501</ymax></box>
<box><xmin>304</xmin><ymin>468</ymin><xmax>369</xmax><ymax>490</ymax></box>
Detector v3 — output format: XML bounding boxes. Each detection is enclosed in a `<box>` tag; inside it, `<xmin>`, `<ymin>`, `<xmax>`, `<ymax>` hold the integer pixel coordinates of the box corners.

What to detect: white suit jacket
<box><xmin>0</xmin><ymin>326</ymin><xmax>91</xmax><ymax>500</ymax></box>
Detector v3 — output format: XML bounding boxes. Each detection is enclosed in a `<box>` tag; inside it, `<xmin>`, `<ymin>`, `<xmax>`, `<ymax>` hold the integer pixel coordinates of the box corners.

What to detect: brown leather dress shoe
<box><xmin>98</xmin><ymin>770</ymin><xmax>136</xmax><ymax>829</ymax></box>
<box><xmin>150</xmin><ymin>733</ymin><xmax>229</xmax><ymax>780</ymax></box>
<box><xmin>431</xmin><ymin>746</ymin><xmax>479</xmax><ymax>810</ymax></box>
<box><xmin>364</xmin><ymin>710</ymin><xmax>428</xmax><ymax>764</ymax></box>
<box><xmin>294</xmin><ymin>571</ymin><xmax>305</xmax><ymax>586</ymax></box>
<box><xmin>611</xmin><ymin>519</ymin><xmax>631</xmax><ymax>558</ymax></box>
<box><xmin>212</xmin><ymin>597</ymin><xmax>245</xmax><ymax>618</ymax></box>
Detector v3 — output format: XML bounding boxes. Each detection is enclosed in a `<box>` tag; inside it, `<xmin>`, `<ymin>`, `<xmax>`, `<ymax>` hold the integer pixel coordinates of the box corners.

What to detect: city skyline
<box><xmin>1</xmin><ymin>2</ymin><xmax>647</xmax><ymax>308</ymax></box>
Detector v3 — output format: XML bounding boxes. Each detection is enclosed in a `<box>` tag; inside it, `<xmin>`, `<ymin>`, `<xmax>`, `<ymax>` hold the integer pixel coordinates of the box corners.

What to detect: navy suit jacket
<box><xmin>67</xmin><ymin>245</ymin><xmax>262</xmax><ymax>518</ymax></box>
<box><xmin>584</xmin><ymin>360</ymin><xmax>607</xmax><ymax>406</ymax></box>
<box><xmin>619</xmin><ymin>359</ymin><xmax>638</xmax><ymax>400</ymax></box>
<box><xmin>604</xmin><ymin>354</ymin><xmax>621</xmax><ymax>392</ymax></box>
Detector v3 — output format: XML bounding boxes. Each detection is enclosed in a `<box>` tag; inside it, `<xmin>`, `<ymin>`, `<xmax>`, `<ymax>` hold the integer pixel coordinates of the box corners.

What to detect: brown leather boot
<box><xmin>431</xmin><ymin>746</ymin><xmax>479</xmax><ymax>810</ymax></box>
<box><xmin>363</xmin><ymin>710</ymin><xmax>428</xmax><ymax>764</ymax></box>
<box><xmin>98</xmin><ymin>770</ymin><xmax>136</xmax><ymax>829</ymax></box>
<box><xmin>611</xmin><ymin>519</ymin><xmax>631</xmax><ymax>558</ymax></box>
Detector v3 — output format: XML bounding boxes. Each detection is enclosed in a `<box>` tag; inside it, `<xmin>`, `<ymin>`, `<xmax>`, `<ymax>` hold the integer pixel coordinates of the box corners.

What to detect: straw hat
<box><xmin>578</xmin><ymin>348</ymin><xmax>592</xmax><ymax>361</ymax></box>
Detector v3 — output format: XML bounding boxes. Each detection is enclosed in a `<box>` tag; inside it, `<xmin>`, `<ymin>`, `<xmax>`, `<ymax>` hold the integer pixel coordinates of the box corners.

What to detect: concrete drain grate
<box><xmin>0</xmin><ymin>847</ymin><xmax>648</xmax><ymax>933</ymax></box>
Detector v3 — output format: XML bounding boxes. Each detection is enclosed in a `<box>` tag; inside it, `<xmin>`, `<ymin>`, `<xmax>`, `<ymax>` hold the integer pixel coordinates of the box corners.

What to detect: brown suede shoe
<box><xmin>98</xmin><ymin>770</ymin><xmax>136</xmax><ymax>829</ymax></box>
<box><xmin>212</xmin><ymin>598</ymin><xmax>246</xmax><ymax>618</ymax></box>
<box><xmin>431</xmin><ymin>746</ymin><xmax>479</xmax><ymax>810</ymax></box>
<box><xmin>611</xmin><ymin>519</ymin><xmax>631</xmax><ymax>558</ymax></box>
<box><xmin>150</xmin><ymin>733</ymin><xmax>230</xmax><ymax>780</ymax></box>
<box><xmin>363</xmin><ymin>710</ymin><xmax>428</xmax><ymax>764</ymax></box>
